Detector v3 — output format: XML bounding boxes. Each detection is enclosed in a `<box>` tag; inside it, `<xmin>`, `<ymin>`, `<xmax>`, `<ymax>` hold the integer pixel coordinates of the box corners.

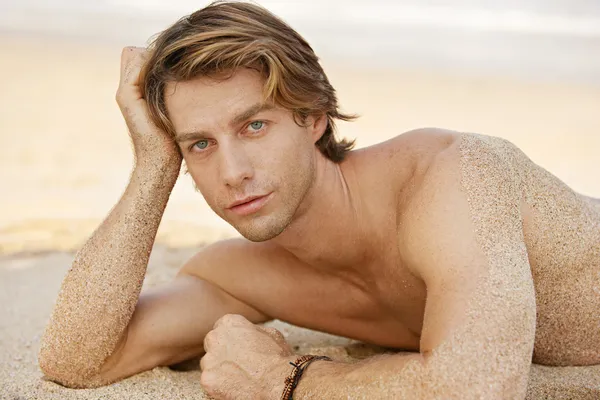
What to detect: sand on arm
<box><xmin>38</xmin><ymin>158</ymin><xmax>180</xmax><ymax>388</ymax></box>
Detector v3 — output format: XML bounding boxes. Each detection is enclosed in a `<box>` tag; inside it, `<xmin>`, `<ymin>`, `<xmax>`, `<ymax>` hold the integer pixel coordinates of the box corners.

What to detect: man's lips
<box><xmin>226</xmin><ymin>193</ymin><xmax>273</xmax><ymax>216</ymax></box>
<box><xmin>227</xmin><ymin>195</ymin><xmax>266</xmax><ymax>209</ymax></box>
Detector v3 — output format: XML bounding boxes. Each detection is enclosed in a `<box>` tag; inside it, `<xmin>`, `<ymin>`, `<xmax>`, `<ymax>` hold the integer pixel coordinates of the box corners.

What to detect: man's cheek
<box><xmin>191</xmin><ymin>178</ymin><xmax>218</xmax><ymax>207</ymax></box>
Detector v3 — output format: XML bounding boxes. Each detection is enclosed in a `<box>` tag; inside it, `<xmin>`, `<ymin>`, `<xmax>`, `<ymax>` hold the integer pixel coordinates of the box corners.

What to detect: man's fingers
<box><xmin>259</xmin><ymin>326</ymin><xmax>285</xmax><ymax>341</ymax></box>
<box><xmin>203</xmin><ymin>329</ymin><xmax>217</xmax><ymax>352</ymax></box>
<box><xmin>258</xmin><ymin>326</ymin><xmax>293</xmax><ymax>352</ymax></box>
<box><xmin>116</xmin><ymin>46</ymin><xmax>149</xmax><ymax>106</ymax></box>
<box><xmin>120</xmin><ymin>46</ymin><xmax>146</xmax><ymax>71</ymax></box>
<box><xmin>213</xmin><ymin>314</ymin><xmax>252</xmax><ymax>330</ymax></box>
<box><xmin>119</xmin><ymin>46</ymin><xmax>148</xmax><ymax>88</ymax></box>
<box><xmin>200</xmin><ymin>352</ymin><xmax>216</xmax><ymax>371</ymax></box>
<box><xmin>201</xmin><ymin>362</ymin><xmax>243</xmax><ymax>399</ymax></box>
<box><xmin>200</xmin><ymin>370</ymin><xmax>223</xmax><ymax>398</ymax></box>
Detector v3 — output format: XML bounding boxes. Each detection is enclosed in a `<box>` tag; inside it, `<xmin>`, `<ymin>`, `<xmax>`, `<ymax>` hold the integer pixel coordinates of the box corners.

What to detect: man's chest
<box><xmin>251</xmin><ymin>257</ymin><xmax>428</xmax><ymax>351</ymax></box>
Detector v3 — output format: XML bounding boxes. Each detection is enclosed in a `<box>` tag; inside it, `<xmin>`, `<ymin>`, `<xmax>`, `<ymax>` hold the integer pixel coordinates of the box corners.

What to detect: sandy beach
<box><xmin>3</xmin><ymin>249</ymin><xmax>600</xmax><ymax>399</ymax></box>
<box><xmin>1</xmin><ymin>27</ymin><xmax>599</xmax><ymax>399</ymax></box>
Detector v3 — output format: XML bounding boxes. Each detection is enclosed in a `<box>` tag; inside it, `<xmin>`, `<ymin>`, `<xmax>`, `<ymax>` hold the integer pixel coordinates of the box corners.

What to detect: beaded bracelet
<box><xmin>280</xmin><ymin>355</ymin><xmax>332</xmax><ymax>400</ymax></box>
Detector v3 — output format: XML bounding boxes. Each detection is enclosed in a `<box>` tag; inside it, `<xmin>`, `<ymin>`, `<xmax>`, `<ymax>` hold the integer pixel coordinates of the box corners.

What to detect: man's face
<box><xmin>165</xmin><ymin>68</ymin><xmax>325</xmax><ymax>242</ymax></box>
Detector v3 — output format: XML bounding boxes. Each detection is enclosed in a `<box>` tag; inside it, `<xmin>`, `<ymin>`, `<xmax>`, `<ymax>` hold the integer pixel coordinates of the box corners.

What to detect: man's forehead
<box><xmin>165</xmin><ymin>68</ymin><xmax>265</xmax><ymax>105</ymax></box>
<box><xmin>165</xmin><ymin>69</ymin><xmax>269</xmax><ymax>133</ymax></box>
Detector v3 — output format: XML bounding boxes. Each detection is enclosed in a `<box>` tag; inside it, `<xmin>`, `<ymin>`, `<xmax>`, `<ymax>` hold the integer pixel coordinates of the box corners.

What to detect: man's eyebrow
<box><xmin>231</xmin><ymin>102</ymin><xmax>274</xmax><ymax>126</ymax></box>
<box><xmin>175</xmin><ymin>103</ymin><xmax>274</xmax><ymax>143</ymax></box>
<box><xmin>175</xmin><ymin>130</ymin><xmax>210</xmax><ymax>143</ymax></box>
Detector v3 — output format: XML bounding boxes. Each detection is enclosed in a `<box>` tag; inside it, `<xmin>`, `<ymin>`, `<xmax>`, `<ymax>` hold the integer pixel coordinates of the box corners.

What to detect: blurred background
<box><xmin>1</xmin><ymin>0</ymin><xmax>599</xmax><ymax>254</ymax></box>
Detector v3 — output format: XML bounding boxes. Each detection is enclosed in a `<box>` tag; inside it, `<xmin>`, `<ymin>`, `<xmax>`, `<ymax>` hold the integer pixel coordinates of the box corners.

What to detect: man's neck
<box><xmin>271</xmin><ymin>151</ymin><xmax>376</xmax><ymax>274</ymax></box>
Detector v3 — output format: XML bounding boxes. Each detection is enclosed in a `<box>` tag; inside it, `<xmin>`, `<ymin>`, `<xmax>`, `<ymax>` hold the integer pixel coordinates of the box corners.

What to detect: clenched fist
<box><xmin>200</xmin><ymin>314</ymin><xmax>296</xmax><ymax>400</ymax></box>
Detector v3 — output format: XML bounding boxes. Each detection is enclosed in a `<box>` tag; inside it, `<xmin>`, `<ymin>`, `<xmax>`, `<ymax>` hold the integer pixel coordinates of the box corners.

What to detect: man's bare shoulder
<box><xmin>347</xmin><ymin>128</ymin><xmax>462</xmax><ymax>203</ymax></box>
<box><xmin>181</xmin><ymin>238</ymin><xmax>295</xmax><ymax>278</ymax></box>
<box><xmin>394</xmin><ymin>130</ymin><xmax>524</xmax><ymax>200</ymax></box>
<box><xmin>179</xmin><ymin>238</ymin><xmax>301</xmax><ymax>303</ymax></box>
<box><xmin>398</xmin><ymin>131</ymin><xmax>530</xmax><ymax>272</ymax></box>
<box><xmin>354</xmin><ymin>127</ymin><xmax>460</xmax><ymax>166</ymax></box>
<box><xmin>398</xmin><ymin>131</ymin><xmax>511</xmax><ymax>210</ymax></box>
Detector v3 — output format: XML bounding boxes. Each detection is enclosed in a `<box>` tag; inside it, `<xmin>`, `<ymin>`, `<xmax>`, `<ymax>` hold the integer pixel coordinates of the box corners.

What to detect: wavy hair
<box><xmin>140</xmin><ymin>0</ymin><xmax>356</xmax><ymax>162</ymax></box>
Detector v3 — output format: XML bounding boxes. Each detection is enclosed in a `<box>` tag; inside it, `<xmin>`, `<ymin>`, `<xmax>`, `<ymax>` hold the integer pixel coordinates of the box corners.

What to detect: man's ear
<box><xmin>308</xmin><ymin>114</ymin><xmax>328</xmax><ymax>144</ymax></box>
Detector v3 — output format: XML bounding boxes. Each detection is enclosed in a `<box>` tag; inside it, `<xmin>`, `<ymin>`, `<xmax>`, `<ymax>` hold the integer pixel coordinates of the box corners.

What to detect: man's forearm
<box><xmin>293</xmin><ymin>352</ymin><xmax>425</xmax><ymax>399</ymax></box>
<box><xmin>39</xmin><ymin>157</ymin><xmax>180</xmax><ymax>387</ymax></box>
<box><xmin>293</xmin><ymin>349</ymin><xmax>528</xmax><ymax>400</ymax></box>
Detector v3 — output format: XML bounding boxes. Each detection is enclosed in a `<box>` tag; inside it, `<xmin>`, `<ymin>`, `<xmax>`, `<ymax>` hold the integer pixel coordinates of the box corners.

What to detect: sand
<box><xmin>1</xmin><ymin>34</ymin><xmax>600</xmax><ymax>398</ymax></box>
<box><xmin>0</xmin><ymin>248</ymin><xmax>373</xmax><ymax>399</ymax></box>
<box><xmin>2</xmin><ymin>249</ymin><xmax>600</xmax><ymax>399</ymax></box>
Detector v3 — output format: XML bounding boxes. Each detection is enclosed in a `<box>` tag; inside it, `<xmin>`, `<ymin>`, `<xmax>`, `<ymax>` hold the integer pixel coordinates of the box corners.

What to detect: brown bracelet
<box><xmin>281</xmin><ymin>355</ymin><xmax>332</xmax><ymax>400</ymax></box>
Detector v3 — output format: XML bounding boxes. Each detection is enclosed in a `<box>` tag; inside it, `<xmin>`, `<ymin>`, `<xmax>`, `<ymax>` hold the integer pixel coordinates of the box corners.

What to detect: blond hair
<box><xmin>140</xmin><ymin>0</ymin><xmax>356</xmax><ymax>162</ymax></box>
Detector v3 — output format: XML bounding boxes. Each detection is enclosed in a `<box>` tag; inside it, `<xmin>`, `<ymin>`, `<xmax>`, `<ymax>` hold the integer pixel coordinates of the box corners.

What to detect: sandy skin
<box><xmin>39</xmin><ymin>50</ymin><xmax>600</xmax><ymax>399</ymax></box>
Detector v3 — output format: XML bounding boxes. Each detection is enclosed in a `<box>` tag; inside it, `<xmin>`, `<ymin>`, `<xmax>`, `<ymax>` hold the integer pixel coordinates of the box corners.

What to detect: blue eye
<box><xmin>249</xmin><ymin>121</ymin><xmax>264</xmax><ymax>130</ymax></box>
<box><xmin>194</xmin><ymin>140</ymin><xmax>209</xmax><ymax>150</ymax></box>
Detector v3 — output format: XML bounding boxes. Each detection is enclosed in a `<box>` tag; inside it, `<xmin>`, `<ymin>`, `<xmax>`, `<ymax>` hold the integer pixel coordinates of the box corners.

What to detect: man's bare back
<box><xmin>38</xmin><ymin>2</ymin><xmax>600</xmax><ymax>399</ymax></box>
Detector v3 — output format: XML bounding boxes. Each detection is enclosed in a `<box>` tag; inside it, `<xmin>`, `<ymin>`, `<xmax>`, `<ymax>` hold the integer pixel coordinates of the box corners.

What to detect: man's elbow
<box><xmin>38</xmin><ymin>347</ymin><xmax>106</xmax><ymax>389</ymax></box>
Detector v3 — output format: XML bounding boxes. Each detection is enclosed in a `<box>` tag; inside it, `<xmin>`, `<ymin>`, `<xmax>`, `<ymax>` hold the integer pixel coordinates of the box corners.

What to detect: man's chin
<box><xmin>233</xmin><ymin>217</ymin><xmax>290</xmax><ymax>243</ymax></box>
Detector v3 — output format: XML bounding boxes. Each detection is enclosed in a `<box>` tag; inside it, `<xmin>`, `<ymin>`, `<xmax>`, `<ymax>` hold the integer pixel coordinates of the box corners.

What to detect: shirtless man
<box><xmin>38</xmin><ymin>2</ymin><xmax>600</xmax><ymax>399</ymax></box>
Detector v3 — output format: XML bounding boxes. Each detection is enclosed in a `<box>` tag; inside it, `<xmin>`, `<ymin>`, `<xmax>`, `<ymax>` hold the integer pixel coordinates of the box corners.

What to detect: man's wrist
<box><xmin>133</xmin><ymin>152</ymin><xmax>181</xmax><ymax>179</ymax></box>
<box><xmin>134</xmin><ymin>151</ymin><xmax>181</xmax><ymax>171</ymax></box>
<box><xmin>281</xmin><ymin>356</ymin><xmax>354</xmax><ymax>399</ymax></box>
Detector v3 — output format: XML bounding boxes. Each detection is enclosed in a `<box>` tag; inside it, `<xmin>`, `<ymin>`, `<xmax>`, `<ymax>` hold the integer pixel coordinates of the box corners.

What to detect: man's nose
<box><xmin>219</xmin><ymin>144</ymin><xmax>253</xmax><ymax>188</ymax></box>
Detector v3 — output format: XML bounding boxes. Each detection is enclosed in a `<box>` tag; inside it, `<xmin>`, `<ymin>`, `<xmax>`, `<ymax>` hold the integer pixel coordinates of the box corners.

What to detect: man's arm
<box><xmin>38</xmin><ymin>46</ymin><xmax>181</xmax><ymax>387</ymax></box>
<box><xmin>290</xmin><ymin>137</ymin><xmax>537</xmax><ymax>399</ymax></box>
<box><xmin>39</xmin><ymin>48</ymin><xmax>181</xmax><ymax>386</ymax></box>
<box><xmin>91</xmin><ymin>244</ymin><xmax>270</xmax><ymax>386</ymax></box>
<box><xmin>38</xmin><ymin>150</ymin><xmax>178</xmax><ymax>387</ymax></box>
<box><xmin>38</xmin><ymin>47</ymin><xmax>268</xmax><ymax>388</ymax></box>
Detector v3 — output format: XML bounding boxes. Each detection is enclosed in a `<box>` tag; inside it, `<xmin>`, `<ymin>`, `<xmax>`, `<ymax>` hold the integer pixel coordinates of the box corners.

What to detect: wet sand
<box><xmin>1</xmin><ymin>35</ymin><xmax>599</xmax><ymax>398</ymax></box>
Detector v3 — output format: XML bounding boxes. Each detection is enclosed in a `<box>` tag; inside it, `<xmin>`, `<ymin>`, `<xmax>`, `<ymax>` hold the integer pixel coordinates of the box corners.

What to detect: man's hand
<box><xmin>38</xmin><ymin>47</ymin><xmax>184</xmax><ymax>389</ymax></box>
<box><xmin>116</xmin><ymin>46</ymin><xmax>181</xmax><ymax>167</ymax></box>
<box><xmin>200</xmin><ymin>314</ymin><xmax>295</xmax><ymax>400</ymax></box>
